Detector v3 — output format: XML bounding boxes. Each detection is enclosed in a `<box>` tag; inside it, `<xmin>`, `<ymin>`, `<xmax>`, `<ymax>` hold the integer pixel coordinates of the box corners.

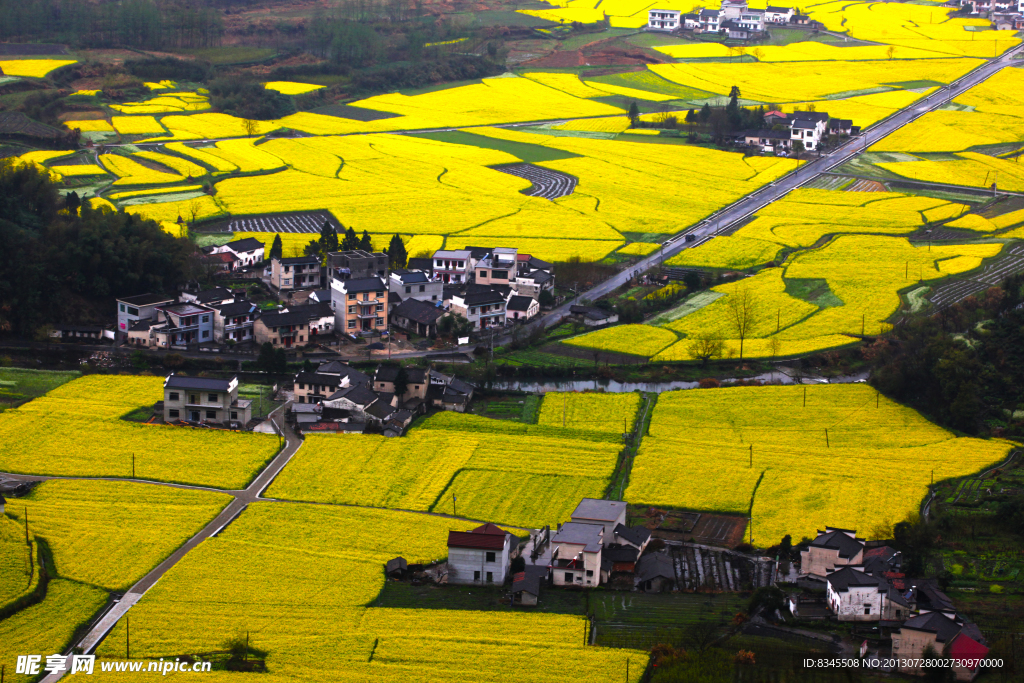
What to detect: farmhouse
<box><xmin>740</xmin><ymin>129</ymin><xmax>792</xmax><ymax>154</ymax></box>
<box><xmin>473</xmin><ymin>247</ymin><xmax>518</xmax><ymax>288</ymax></box>
<box><xmin>209</xmin><ymin>237</ymin><xmax>264</xmax><ymax>268</ymax></box>
<box><xmin>389</xmin><ymin>270</ymin><xmax>442</xmax><ymax>303</ymax></box>
<box><xmin>448</xmin><ymin>286</ymin><xmax>507</xmax><ymax>330</ymax></box>
<box><xmin>254</xmin><ymin>310</ymin><xmax>310</xmax><ymax>348</ymax></box>
<box><xmin>49</xmin><ymin>324</ymin><xmax>114</xmax><ymax>343</ymax></box>
<box><xmin>570</xmin><ymin>499</ymin><xmax>628</xmax><ymax>541</ymax></box>
<box><xmin>212</xmin><ymin>300</ymin><xmax>257</xmax><ymax>344</ymax></box>
<box><xmin>824</xmin><ymin>565</ymin><xmax>912</xmax><ymax>622</ymax></box>
<box><xmin>179</xmin><ymin>287</ymin><xmax>234</xmax><ymax>307</ymax></box>
<box><xmin>800</xmin><ymin>527</ymin><xmax>865</xmax><ymax>578</ymax></box>
<box><xmin>330</xmin><ymin>276</ymin><xmax>389</xmax><ymax>336</ymax></box>
<box><xmin>506</xmin><ymin>295</ymin><xmax>539</xmax><ymax>322</ymax></box>
<box><xmin>648</xmin><ymin>8</ymin><xmax>682</xmax><ymax>30</ymax></box>
<box><xmin>432</xmin><ymin>249</ymin><xmax>472</xmax><ymax>284</ymax></box>
<box><xmin>391</xmin><ymin>298</ymin><xmax>445</xmax><ymax>338</ymax></box>
<box><xmin>150</xmin><ymin>302</ymin><xmax>215</xmax><ymax>347</ymax></box>
<box><xmin>512</xmin><ymin>566</ymin><xmax>549</xmax><ymax>606</ymax></box>
<box><xmin>635</xmin><ymin>553</ymin><xmax>676</xmax><ymax>592</ymax></box>
<box><xmin>551</xmin><ymin>522</ymin><xmax>605</xmax><ymax>587</ymax></box>
<box><xmin>116</xmin><ymin>293</ymin><xmax>174</xmax><ymax>342</ymax></box>
<box><xmin>893</xmin><ymin>611</ymin><xmax>989</xmax><ymax>681</ymax></box>
<box><xmin>447</xmin><ymin>523</ymin><xmax>518</xmax><ymax>585</ymax></box>
<box><xmin>163</xmin><ymin>374</ymin><xmax>251</xmax><ymax>426</ymax></box>
<box><xmin>764</xmin><ymin>5</ymin><xmax>794</xmax><ymax>22</ymax></box>
<box><xmin>328</xmin><ymin>249</ymin><xmax>388</xmax><ymax>281</ymax></box>
<box><xmin>268</xmin><ymin>256</ymin><xmax>322</xmax><ymax>292</ymax></box>
<box><xmin>428</xmin><ymin>371</ymin><xmax>475</xmax><ymax>412</ymax></box>
<box><xmin>570</xmin><ymin>305</ymin><xmax>619</xmax><ymax>327</ymax></box>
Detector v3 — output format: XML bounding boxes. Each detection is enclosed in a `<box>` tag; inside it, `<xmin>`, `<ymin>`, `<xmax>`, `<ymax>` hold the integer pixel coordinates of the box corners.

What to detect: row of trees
<box><xmin>301</xmin><ymin>222</ymin><xmax>409</xmax><ymax>269</ymax></box>
<box><xmin>0</xmin><ymin>0</ymin><xmax>224</xmax><ymax>49</ymax></box>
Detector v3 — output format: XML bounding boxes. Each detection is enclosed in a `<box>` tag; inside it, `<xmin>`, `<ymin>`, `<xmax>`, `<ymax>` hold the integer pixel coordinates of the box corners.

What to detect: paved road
<box><xmin>529</xmin><ymin>44</ymin><xmax>1024</xmax><ymax>330</ymax></box>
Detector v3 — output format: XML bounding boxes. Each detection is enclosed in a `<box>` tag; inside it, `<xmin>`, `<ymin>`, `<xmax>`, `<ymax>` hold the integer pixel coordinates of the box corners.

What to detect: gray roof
<box><xmin>463</xmin><ymin>289</ymin><xmax>506</xmax><ymax>306</ymax></box>
<box><xmin>506</xmin><ymin>295</ymin><xmax>534</xmax><ymax>312</ymax></box>
<box><xmin>294</xmin><ymin>371</ymin><xmax>343</xmax><ymax>388</ymax></box>
<box><xmin>217</xmin><ymin>300</ymin><xmax>256</xmax><ymax>317</ymax></box>
<box><xmin>128</xmin><ymin>319</ymin><xmax>153</xmax><ymax>332</ymax></box>
<box><xmin>393</xmin><ymin>271</ymin><xmax>430</xmax><ymax>284</ymax></box>
<box><xmin>259</xmin><ymin>310</ymin><xmax>314</xmax><ymax>328</ymax></box>
<box><xmin>604</xmin><ymin>544</ymin><xmax>639</xmax><ymax>564</ymax></box>
<box><xmin>277</xmin><ymin>256</ymin><xmax>319</xmax><ymax>265</ymax></box>
<box><xmin>551</xmin><ymin>522</ymin><xmax>604</xmax><ymax>552</ymax></box>
<box><xmin>810</xmin><ymin>529</ymin><xmax>863</xmax><ymax>559</ymax></box>
<box><xmin>366</xmin><ymin>401</ymin><xmax>396</xmax><ymax>420</ymax></box>
<box><xmin>614</xmin><ymin>524</ymin><xmax>651</xmax><ymax>548</ymax></box>
<box><xmin>393</xmin><ymin>298</ymin><xmax>444</xmax><ymax>326</ymax></box>
<box><xmin>902</xmin><ymin>611</ymin><xmax>962</xmax><ymax>643</ymax></box>
<box><xmin>406</xmin><ymin>368</ymin><xmax>427</xmax><ymax>384</ymax></box>
<box><xmin>636</xmin><ymin>553</ymin><xmax>676</xmax><ymax>583</ymax></box>
<box><xmin>118</xmin><ymin>293</ymin><xmax>175</xmax><ymax>306</ymax></box>
<box><xmin>225</xmin><ymin>237</ymin><xmax>264</xmax><ymax>252</ymax></box>
<box><xmin>375</xmin><ymin>365</ymin><xmax>400</xmax><ymax>382</ymax></box>
<box><xmin>341</xmin><ymin>277</ymin><xmax>386</xmax><ymax>294</ymax></box>
<box><xmin>572</xmin><ymin>498</ymin><xmax>627</xmax><ymax>523</ymax></box>
<box><xmin>512</xmin><ymin>565</ymin><xmax>547</xmax><ymax>597</ymax></box>
<box><xmin>386</xmin><ymin>557</ymin><xmax>407</xmax><ymax>573</ymax></box>
<box><xmin>792</xmin><ymin>119</ymin><xmax>817</xmax><ymax>129</ymax></box>
<box><xmin>825</xmin><ymin>566</ymin><xmax>882</xmax><ymax>592</ymax></box>
<box><xmin>165</xmin><ymin>375</ymin><xmax>232</xmax><ymax>391</ymax></box>
<box><xmin>328</xmin><ymin>384</ymin><xmax>378</xmax><ymax>406</ymax></box>
<box><xmin>192</xmin><ymin>287</ymin><xmax>233</xmax><ymax>304</ymax></box>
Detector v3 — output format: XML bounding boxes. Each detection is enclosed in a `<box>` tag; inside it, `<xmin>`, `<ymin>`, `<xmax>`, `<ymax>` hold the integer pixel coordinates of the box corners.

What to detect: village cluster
<box><xmin>49</xmin><ymin>239</ymin><xmax>556</xmax><ymax>349</ymax></box>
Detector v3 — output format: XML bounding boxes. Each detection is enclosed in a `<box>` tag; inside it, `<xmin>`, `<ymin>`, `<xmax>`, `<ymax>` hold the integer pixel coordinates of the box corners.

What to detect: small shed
<box><xmin>636</xmin><ymin>553</ymin><xmax>676</xmax><ymax>592</ymax></box>
<box><xmin>512</xmin><ymin>566</ymin><xmax>548</xmax><ymax>606</ymax></box>
<box><xmin>385</xmin><ymin>556</ymin><xmax>408</xmax><ymax>579</ymax></box>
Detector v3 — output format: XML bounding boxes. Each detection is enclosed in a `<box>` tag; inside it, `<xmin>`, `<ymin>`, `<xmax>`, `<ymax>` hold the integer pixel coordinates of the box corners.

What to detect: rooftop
<box><xmin>159</xmin><ymin>302</ymin><xmax>214</xmax><ymax>316</ymax></box>
<box><xmin>572</xmin><ymin>498</ymin><xmax>627</xmax><ymax>523</ymax></box>
<box><xmin>393</xmin><ymin>298</ymin><xmax>444</xmax><ymax>325</ymax></box>
<box><xmin>337</xmin><ymin>277</ymin><xmax>386</xmax><ymax>294</ymax></box>
<box><xmin>447</xmin><ymin>523</ymin><xmax>508</xmax><ymax>550</ymax></box>
<box><xmin>164</xmin><ymin>375</ymin><xmax>233</xmax><ymax>391</ymax></box>
<box><xmin>551</xmin><ymin>522</ymin><xmax>603</xmax><ymax>552</ymax></box>
<box><xmin>224</xmin><ymin>237</ymin><xmax>264</xmax><ymax>253</ymax></box>
<box><xmin>506</xmin><ymin>295</ymin><xmax>534</xmax><ymax>312</ymax></box>
<box><xmin>118</xmin><ymin>293</ymin><xmax>175</xmax><ymax>306</ymax></box>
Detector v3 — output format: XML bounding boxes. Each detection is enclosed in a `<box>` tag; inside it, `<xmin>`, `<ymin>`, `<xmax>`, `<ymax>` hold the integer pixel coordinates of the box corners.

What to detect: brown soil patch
<box><xmin>639</xmin><ymin>507</ymin><xmax>748</xmax><ymax>548</ymax></box>
<box><xmin>524</xmin><ymin>36</ymin><xmax>671</xmax><ymax>68</ymax></box>
<box><xmin>58</xmin><ymin>110</ymin><xmax>105</xmax><ymax>121</ymax></box>
<box><xmin>847</xmin><ymin>178</ymin><xmax>887</xmax><ymax>192</ymax></box>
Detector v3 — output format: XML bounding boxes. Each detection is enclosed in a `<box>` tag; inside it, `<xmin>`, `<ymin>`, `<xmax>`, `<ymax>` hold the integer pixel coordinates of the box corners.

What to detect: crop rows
<box><xmin>225</xmin><ymin>211</ymin><xmax>336</xmax><ymax>233</ymax></box>
<box><xmin>493</xmin><ymin>163</ymin><xmax>577</xmax><ymax>199</ymax></box>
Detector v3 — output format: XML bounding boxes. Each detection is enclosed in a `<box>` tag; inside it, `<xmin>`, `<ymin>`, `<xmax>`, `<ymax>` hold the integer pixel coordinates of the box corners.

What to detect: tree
<box><xmin>792</xmin><ymin>139</ymin><xmax>805</xmax><ymax>155</ymax></box>
<box><xmin>726</xmin><ymin>286</ymin><xmax>760</xmax><ymax>361</ymax></box>
<box><xmin>320</xmin><ymin>220</ymin><xmax>339</xmax><ymax>254</ymax></box>
<box><xmin>683</xmin><ymin>618</ymin><xmax>722</xmax><ymax>654</ymax></box>
<box><xmin>387</xmin><ymin>234</ymin><xmax>408</xmax><ymax>268</ymax></box>
<box><xmin>699</xmin><ymin>102</ymin><xmax>712</xmax><ymax>123</ymax></box>
<box><xmin>748</xmin><ymin>586</ymin><xmax>788</xmax><ymax>620</ymax></box>
<box><xmin>257</xmin><ymin>342</ymin><xmax>277</xmax><ymax>373</ymax></box>
<box><xmin>340</xmin><ymin>225</ymin><xmax>358</xmax><ymax>251</ymax></box>
<box><xmin>538</xmin><ymin>289</ymin><xmax>555</xmax><ymax>307</ymax></box>
<box><xmin>752</xmin><ymin>47</ymin><xmax>765</xmax><ymax>61</ymax></box>
<box><xmin>64</xmin><ymin>190</ymin><xmax>80</xmax><ymax>214</ymax></box>
<box><xmin>887</xmin><ymin>45</ymin><xmax>896</xmax><ymax>60</ymax></box>
<box><xmin>274</xmin><ymin>347</ymin><xmax>288</xmax><ymax>373</ymax></box>
<box><xmin>628</xmin><ymin>100</ymin><xmax>640</xmax><ymax>128</ymax></box>
<box><xmin>683</xmin><ymin>271</ymin><xmax>702</xmax><ymax>292</ymax></box>
<box><xmin>359</xmin><ymin>230</ymin><xmax>373</xmax><ymax>252</ymax></box>
<box><xmin>393</xmin><ymin>365</ymin><xmax>409</xmax><ymax>398</ymax></box>
<box><xmin>437</xmin><ymin>313</ymin><xmax>473</xmax><ymax>340</ymax></box>
<box><xmin>243</xmin><ymin>119</ymin><xmax>259</xmax><ymax>137</ymax></box>
<box><xmin>687</xmin><ymin>333</ymin><xmax>724</xmax><ymax>365</ymax></box>
<box><xmin>269</xmin><ymin>234</ymin><xmax>283</xmax><ymax>260</ymax></box>
<box><xmin>188</xmin><ymin>197</ymin><xmax>204</xmax><ymax>227</ymax></box>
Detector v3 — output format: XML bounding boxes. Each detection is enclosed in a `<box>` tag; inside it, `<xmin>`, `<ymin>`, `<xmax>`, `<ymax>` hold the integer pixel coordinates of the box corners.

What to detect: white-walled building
<box><xmin>447</xmin><ymin>523</ymin><xmax>518</xmax><ymax>585</ymax></box>
<box><xmin>648</xmin><ymin>8</ymin><xmax>682</xmax><ymax>29</ymax></box>
<box><xmin>550</xmin><ymin>522</ymin><xmax>605</xmax><ymax>587</ymax></box>
<box><xmin>800</xmin><ymin>527</ymin><xmax>865</xmax><ymax>578</ymax></box>
<box><xmin>209</xmin><ymin>237</ymin><xmax>265</xmax><ymax>268</ymax></box>
<box><xmin>570</xmin><ymin>498</ymin><xmax>628</xmax><ymax>543</ymax></box>
<box><xmin>432</xmin><ymin>250</ymin><xmax>472</xmax><ymax>284</ymax></box>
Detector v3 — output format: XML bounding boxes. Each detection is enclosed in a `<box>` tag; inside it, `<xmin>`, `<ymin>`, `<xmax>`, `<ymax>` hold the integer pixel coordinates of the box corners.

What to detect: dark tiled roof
<box><xmin>393</xmin><ymin>271</ymin><xmax>429</xmax><ymax>284</ymax></box>
<box><xmin>793</xmin><ymin>111</ymin><xmax>830</xmax><ymax>122</ymax></box>
<box><xmin>448</xmin><ymin>528</ymin><xmax>506</xmax><ymax>550</ymax></box>
<box><xmin>394</xmin><ymin>298</ymin><xmax>444</xmax><ymax>325</ymax></box>
<box><xmin>278</xmin><ymin>256</ymin><xmax>319</xmax><ymax>265</ymax></box>
<box><xmin>388</xmin><ymin>291</ymin><xmax>402</xmax><ymax>304</ymax></box>
<box><xmin>225</xmin><ymin>237</ymin><xmax>264</xmax><ymax>252</ymax></box>
<box><xmin>573</xmin><ymin>498</ymin><xmax>627</xmax><ymax>523</ymax></box>
<box><xmin>792</xmin><ymin>119</ymin><xmax>817</xmax><ymax>129</ymax></box>
<box><xmin>407</xmin><ymin>258</ymin><xmax>433</xmax><ymax>272</ymax></box>
<box><xmin>614</xmin><ymin>524</ymin><xmax>652</xmax><ymax>548</ymax></box>
<box><xmin>636</xmin><ymin>553</ymin><xmax>675</xmax><ymax>583</ymax></box>
<box><xmin>217</xmin><ymin>300</ymin><xmax>256</xmax><ymax>317</ymax></box>
<box><xmin>406</xmin><ymin>368</ymin><xmax>427</xmax><ymax>384</ymax></box>
<box><xmin>512</xmin><ymin>566</ymin><xmax>547</xmax><ymax>596</ymax></box>
<box><xmin>386</xmin><ymin>557</ymin><xmax>407</xmax><ymax>573</ymax></box>
<box><xmin>259</xmin><ymin>310</ymin><xmax>312</xmax><ymax>328</ymax></box>
<box><xmin>826</xmin><ymin>566</ymin><xmax>882</xmax><ymax>591</ymax></box>
<box><xmin>604</xmin><ymin>544</ymin><xmax>639</xmax><ymax>564</ymax></box>
<box><xmin>366</xmin><ymin>401</ymin><xmax>396</xmax><ymax>420</ymax></box>
<box><xmin>118</xmin><ymin>293</ymin><xmax>175</xmax><ymax>306</ymax></box>
<box><xmin>506</xmin><ymin>295</ymin><xmax>534</xmax><ymax>312</ymax></box>
<box><xmin>744</xmin><ymin>129</ymin><xmax>791</xmax><ymax>139</ymax></box>
<box><xmin>810</xmin><ymin>530</ymin><xmax>863</xmax><ymax>559</ymax></box>
<box><xmin>294</xmin><ymin>372</ymin><xmax>343</xmax><ymax>388</ymax></box>
<box><xmin>375</xmin><ymin>365</ymin><xmax>400</xmax><ymax>382</ymax></box>
<box><xmin>767</xmin><ymin>5</ymin><xmax>792</xmax><ymax>11</ymax></box>
<box><xmin>128</xmin><ymin>319</ymin><xmax>153</xmax><ymax>332</ymax></box>
<box><xmin>165</xmin><ymin>375</ymin><xmax>232</xmax><ymax>391</ymax></box>
<box><xmin>286</xmin><ymin>301</ymin><xmax>333</xmax><ymax>319</ymax></box>
<box><xmin>902</xmin><ymin>611</ymin><xmax>962</xmax><ymax>643</ymax></box>
<box><xmin>340</xmin><ymin>277</ymin><xmax>386</xmax><ymax>293</ymax></box>
<box><xmin>328</xmin><ymin>384</ymin><xmax>378</xmax><ymax>406</ymax></box>
<box><xmin>463</xmin><ymin>290</ymin><xmax>506</xmax><ymax>306</ymax></box>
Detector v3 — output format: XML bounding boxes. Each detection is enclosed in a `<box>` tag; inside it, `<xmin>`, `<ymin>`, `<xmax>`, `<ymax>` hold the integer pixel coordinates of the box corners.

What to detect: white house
<box><xmin>432</xmin><ymin>249</ymin><xmax>472</xmax><ymax>284</ymax></box>
<box><xmin>698</xmin><ymin>8</ymin><xmax>721</xmax><ymax>31</ymax></box>
<box><xmin>789</xmin><ymin>111</ymin><xmax>830</xmax><ymax>151</ymax></box>
<box><xmin>720</xmin><ymin>0</ymin><xmax>765</xmax><ymax>30</ymax></box>
<box><xmin>389</xmin><ymin>270</ymin><xmax>442</xmax><ymax>304</ymax></box>
<box><xmin>682</xmin><ymin>12</ymin><xmax>700</xmax><ymax>28</ymax></box>
<box><xmin>449</xmin><ymin>286</ymin><xmax>507</xmax><ymax>330</ymax></box>
<box><xmin>210</xmin><ymin>237</ymin><xmax>265</xmax><ymax>268</ymax></box>
<box><xmin>648</xmin><ymin>8</ymin><xmax>682</xmax><ymax>30</ymax></box>
<box><xmin>825</xmin><ymin>566</ymin><xmax>889</xmax><ymax>621</ymax></box>
<box><xmin>550</xmin><ymin>522</ymin><xmax>605</xmax><ymax>587</ymax></box>
<box><xmin>505</xmin><ymin>295</ymin><xmax>539</xmax><ymax>322</ymax></box>
<box><xmin>570</xmin><ymin>498</ymin><xmax>628</xmax><ymax>544</ymax></box>
<box><xmin>764</xmin><ymin>5</ymin><xmax>794</xmax><ymax>22</ymax></box>
<box><xmin>447</xmin><ymin>523</ymin><xmax>518</xmax><ymax>585</ymax></box>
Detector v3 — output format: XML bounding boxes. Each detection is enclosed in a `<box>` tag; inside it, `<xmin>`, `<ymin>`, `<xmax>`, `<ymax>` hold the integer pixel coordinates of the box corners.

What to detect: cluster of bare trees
<box><xmin>686</xmin><ymin>286</ymin><xmax>782</xmax><ymax>364</ymax></box>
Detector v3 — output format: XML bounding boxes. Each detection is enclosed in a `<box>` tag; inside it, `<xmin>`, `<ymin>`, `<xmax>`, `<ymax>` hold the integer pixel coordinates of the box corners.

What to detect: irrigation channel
<box><xmin>489</xmin><ymin>368</ymin><xmax>869</xmax><ymax>394</ymax></box>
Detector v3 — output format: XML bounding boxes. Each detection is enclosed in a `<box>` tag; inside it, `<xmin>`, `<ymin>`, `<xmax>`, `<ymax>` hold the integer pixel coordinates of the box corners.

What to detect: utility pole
<box><xmin>132</xmin><ymin>453</ymin><xmax>135</xmax><ymax>479</ymax></box>
<box><xmin>803</xmin><ymin>386</ymin><xmax>807</xmax><ymax>407</ymax></box>
<box><xmin>24</xmin><ymin>508</ymin><xmax>28</xmax><ymax>544</ymax></box>
<box><xmin>825</xmin><ymin>428</ymin><xmax>830</xmax><ymax>448</ymax></box>
<box><xmin>452</xmin><ymin>493</ymin><xmax>457</xmax><ymax>517</ymax></box>
<box><xmin>749</xmin><ymin>444</ymin><xmax>752</xmax><ymax>468</ymax></box>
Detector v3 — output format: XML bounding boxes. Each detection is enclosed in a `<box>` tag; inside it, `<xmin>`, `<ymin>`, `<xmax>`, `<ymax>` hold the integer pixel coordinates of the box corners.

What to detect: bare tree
<box><xmin>687</xmin><ymin>333</ymin><xmax>725</xmax><ymax>365</ymax></box>
<box><xmin>886</xmin><ymin>45</ymin><xmax>896</xmax><ymax>60</ymax></box>
<box><xmin>187</xmin><ymin>198</ymin><xmax>204</xmax><ymax>227</ymax></box>
<box><xmin>768</xmin><ymin>336</ymin><xmax>782</xmax><ymax>362</ymax></box>
<box><xmin>726</xmin><ymin>286</ymin><xmax>761</xmax><ymax>361</ymax></box>
<box><xmin>752</xmin><ymin>47</ymin><xmax>765</xmax><ymax>61</ymax></box>
<box><xmin>243</xmin><ymin>119</ymin><xmax>260</xmax><ymax>137</ymax></box>
<box><xmin>684</xmin><ymin>618</ymin><xmax>723</xmax><ymax>654</ymax></box>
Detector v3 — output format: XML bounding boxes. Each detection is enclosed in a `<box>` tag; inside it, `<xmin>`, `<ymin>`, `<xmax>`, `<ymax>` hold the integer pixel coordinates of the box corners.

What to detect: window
<box><xmin>470</xmin><ymin>307</ymin><xmax>477</xmax><ymax>315</ymax></box>
<box><xmin>376</xmin><ymin>291</ymin><xmax>383</xmax><ymax>297</ymax></box>
<box><xmin>299</xmin><ymin>336</ymin><xmax>303</xmax><ymax>342</ymax></box>
<box><xmin>414</xmin><ymin>385</ymin><xmax>419</xmax><ymax>390</ymax></box>
<box><xmin>485</xmin><ymin>552</ymin><xmax>496</xmax><ymax>563</ymax></box>
<box><xmin>432</xmin><ymin>295</ymin><xmax>437</xmax><ymax>301</ymax></box>
<box><xmin>564</xmin><ymin>572</ymin><xmax>574</xmax><ymax>583</ymax></box>
<box><xmin>864</xmin><ymin>606</ymin><xmax>871</xmax><ymax>615</ymax></box>
<box><xmin>208</xmin><ymin>393</ymin><xmax>217</xmax><ymax>403</ymax></box>
<box><xmin>347</xmin><ymin>320</ymin><xmax>356</xmax><ymax>329</ymax></box>
<box><xmin>486</xmin><ymin>571</ymin><xmax>493</xmax><ymax>583</ymax></box>
<box><xmin>375</xmin><ymin>318</ymin><xmax>383</xmax><ymax>326</ymax></box>
<box><xmin>127</xmin><ymin>306</ymin><xmax>139</xmax><ymax>316</ymax></box>
<box><xmin>586</xmin><ymin>570</ymin><xmax>593</xmax><ymax>577</ymax></box>
<box><xmin>405</xmin><ymin>286</ymin><xmax>411</xmax><ymax>294</ymax></box>
<box><xmin>348</xmin><ymin>305</ymin><xmax>355</xmax><ymax>314</ymax></box>
<box><xmin>299</xmin><ymin>383</ymin><xmax>305</xmax><ymax>390</ymax></box>
<box><xmin>169</xmin><ymin>409</ymin><xmax>179</xmax><ymax>418</ymax></box>
<box><xmin>169</xmin><ymin>392</ymin><xmax>179</xmax><ymax>401</ymax></box>
<box><xmin>284</xmin><ymin>266</ymin><xmax>290</xmax><ymax>273</ymax></box>
<box><xmin>479</xmin><ymin>270</ymin><xmax>488</xmax><ymax>278</ymax></box>
<box><xmin>190</xmin><ymin>394</ymin><xmax>198</xmax><ymax>404</ymax></box>
<box><xmin>375</xmin><ymin>304</ymin><xmax>383</xmax><ymax>312</ymax></box>
<box><xmin>201</xmin><ymin>330</ymin><xmax>210</xmax><ymax>339</ymax></box>
<box><xmin>120</xmin><ymin>303</ymin><xmax>125</xmax><ymax>312</ymax></box>
<box><xmin>202</xmin><ymin>315</ymin><xmax>210</xmax><ymax>323</ymax></box>
<box><xmin>231</xmin><ymin>411</ymin><xmax>238</xmax><ymax>420</ymax></box>
<box><xmin>206</xmin><ymin>410</ymin><xmax>216</xmax><ymax>419</ymax></box>
<box><xmin>474</xmin><ymin>570</ymin><xmax>481</xmax><ymax>581</ymax></box>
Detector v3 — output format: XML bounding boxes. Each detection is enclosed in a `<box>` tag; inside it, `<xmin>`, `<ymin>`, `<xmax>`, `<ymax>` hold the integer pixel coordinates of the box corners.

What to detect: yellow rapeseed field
<box><xmin>537</xmin><ymin>391</ymin><xmax>641</xmax><ymax>433</ymax></box>
<box><xmin>264</xmin><ymin>80</ymin><xmax>325</xmax><ymax>94</ymax></box>
<box><xmin>95</xmin><ymin>503</ymin><xmax>644</xmax><ymax>681</ymax></box>
<box><xmin>626</xmin><ymin>385</ymin><xmax>1013</xmax><ymax>545</ymax></box>
<box><xmin>667</xmin><ymin>235</ymin><xmax>784</xmax><ymax>269</ymax></box>
<box><xmin>562</xmin><ymin>324</ymin><xmax>679</xmax><ymax>358</ymax></box>
<box><xmin>99</xmin><ymin>154</ymin><xmax>184</xmax><ymax>185</ymax></box>
<box><xmin>63</xmin><ymin>119</ymin><xmax>114</xmax><ymax>132</ymax></box>
<box><xmin>0</xmin><ymin>375</ymin><xmax>279</xmax><ymax>488</ymax></box>
<box><xmin>616</xmin><ymin>242</ymin><xmax>662</xmax><ymax>256</ymax></box>
<box><xmin>0</xmin><ymin>59</ymin><xmax>76</xmax><ymax>78</ymax></box>
<box><xmin>111</xmin><ymin>116</ymin><xmax>167</xmax><ymax>135</ymax></box>
<box><xmin>877</xmin><ymin>152</ymin><xmax>1024</xmax><ymax>192</ymax></box>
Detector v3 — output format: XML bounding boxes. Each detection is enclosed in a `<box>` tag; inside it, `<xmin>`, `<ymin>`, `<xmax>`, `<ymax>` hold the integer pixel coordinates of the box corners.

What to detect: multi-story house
<box><xmin>213</xmin><ymin>300</ymin><xmax>257</xmax><ymax>344</ymax></box>
<box><xmin>328</xmin><ymin>249</ymin><xmax>388</xmax><ymax>281</ymax></box>
<box><xmin>292</xmin><ymin>361</ymin><xmax>371</xmax><ymax>404</ymax></box>
<box><xmin>800</xmin><ymin>527</ymin><xmax>865</xmax><ymax>578</ymax></box>
<box><xmin>648</xmin><ymin>8</ymin><xmax>682</xmax><ymax>29</ymax></box>
<box><xmin>116</xmin><ymin>293</ymin><xmax>175</xmax><ymax>342</ymax></box>
<box><xmin>448</xmin><ymin>286</ymin><xmax>507</xmax><ymax>330</ymax></box>
<box><xmin>268</xmin><ymin>256</ymin><xmax>321</xmax><ymax>292</ymax></box>
<box><xmin>389</xmin><ymin>270</ymin><xmax>443</xmax><ymax>303</ymax></box>
<box><xmin>150</xmin><ymin>302</ymin><xmax>216</xmax><ymax>347</ymax></box>
<box><xmin>570</xmin><ymin>499</ymin><xmax>628</xmax><ymax>543</ymax></box>
<box><xmin>824</xmin><ymin>565</ymin><xmax>912</xmax><ymax>622</ymax></box>
<box><xmin>893</xmin><ymin>612</ymin><xmax>989</xmax><ymax>681</ymax></box>
<box><xmin>698</xmin><ymin>8</ymin><xmax>721</xmax><ymax>31</ymax></box>
<box><xmin>789</xmin><ymin>111</ymin><xmax>830</xmax><ymax>151</ymax></box>
<box><xmin>330</xmin><ymin>277</ymin><xmax>389</xmax><ymax>335</ymax></box>
<box><xmin>253</xmin><ymin>310</ymin><xmax>310</xmax><ymax>348</ymax></box>
<box><xmin>447</xmin><ymin>523</ymin><xmax>518</xmax><ymax>585</ymax></box>
<box><xmin>163</xmin><ymin>374</ymin><xmax>251</xmax><ymax>425</ymax></box>
<box><xmin>721</xmin><ymin>0</ymin><xmax>765</xmax><ymax>30</ymax></box>
<box><xmin>432</xmin><ymin>249</ymin><xmax>472</xmax><ymax>284</ymax></box>
<box><xmin>473</xmin><ymin>247</ymin><xmax>518</xmax><ymax>288</ymax></box>
<box><xmin>550</xmin><ymin>522</ymin><xmax>605</xmax><ymax>587</ymax></box>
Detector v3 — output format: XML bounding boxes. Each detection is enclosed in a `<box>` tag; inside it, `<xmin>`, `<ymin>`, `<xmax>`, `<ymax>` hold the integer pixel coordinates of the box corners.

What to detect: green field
<box><xmin>0</xmin><ymin>368</ymin><xmax>81</xmax><ymax>411</ymax></box>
